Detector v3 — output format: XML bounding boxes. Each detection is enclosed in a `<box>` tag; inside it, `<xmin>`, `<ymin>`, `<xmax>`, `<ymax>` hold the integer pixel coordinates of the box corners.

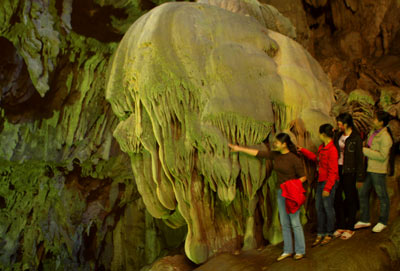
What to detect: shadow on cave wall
<box><xmin>67</xmin><ymin>0</ymin><xmax>127</xmax><ymax>42</ymax></box>
<box><xmin>0</xmin><ymin>37</ymin><xmax>76</xmax><ymax>125</ymax></box>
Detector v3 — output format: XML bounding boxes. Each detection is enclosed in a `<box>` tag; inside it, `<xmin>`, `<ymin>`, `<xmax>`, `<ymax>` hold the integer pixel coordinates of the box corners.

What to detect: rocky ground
<box><xmin>149</xmin><ymin>171</ymin><xmax>400</xmax><ymax>271</ymax></box>
<box><xmin>195</xmin><ymin>222</ymin><xmax>400</xmax><ymax>271</ymax></box>
<box><xmin>149</xmin><ymin>219</ymin><xmax>400</xmax><ymax>271</ymax></box>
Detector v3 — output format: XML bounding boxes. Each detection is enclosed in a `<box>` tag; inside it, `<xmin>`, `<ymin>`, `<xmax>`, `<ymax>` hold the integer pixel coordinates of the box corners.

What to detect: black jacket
<box><xmin>334</xmin><ymin>129</ymin><xmax>364</xmax><ymax>181</ymax></box>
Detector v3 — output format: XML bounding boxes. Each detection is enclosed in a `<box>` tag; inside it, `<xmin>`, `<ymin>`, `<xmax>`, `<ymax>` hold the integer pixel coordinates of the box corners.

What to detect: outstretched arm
<box><xmin>228</xmin><ymin>144</ymin><xmax>259</xmax><ymax>156</ymax></box>
<box><xmin>298</xmin><ymin>147</ymin><xmax>317</xmax><ymax>162</ymax></box>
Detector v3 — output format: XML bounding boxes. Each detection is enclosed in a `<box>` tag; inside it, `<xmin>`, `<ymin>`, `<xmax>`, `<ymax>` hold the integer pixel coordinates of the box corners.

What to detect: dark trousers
<box><xmin>334</xmin><ymin>166</ymin><xmax>359</xmax><ymax>230</ymax></box>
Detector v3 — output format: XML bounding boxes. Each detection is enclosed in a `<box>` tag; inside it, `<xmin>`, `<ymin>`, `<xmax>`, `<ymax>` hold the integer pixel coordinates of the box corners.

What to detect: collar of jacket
<box><xmin>321</xmin><ymin>140</ymin><xmax>335</xmax><ymax>150</ymax></box>
<box><xmin>368</xmin><ymin>127</ymin><xmax>388</xmax><ymax>137</ymax></box>
<box><xmin>338</xmin><ymin>129</ymin><xmax>361</xmax><ymax>140</ymax></box>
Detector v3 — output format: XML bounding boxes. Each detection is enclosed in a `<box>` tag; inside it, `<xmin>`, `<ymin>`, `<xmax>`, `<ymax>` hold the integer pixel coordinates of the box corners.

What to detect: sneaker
<box><xmin>372</xmin><ymin>223</ymin><xmax>387</xmax><ymax>233</ymax></box>
<box><xmin>354</xmin><ymin>221</ymin><xmax>371</xmax><ymax>230</ymax></box>
<box><xmin>276</xmin><ymin>253</ymin><xmax>293</xmax><ymax>261</ymax></box>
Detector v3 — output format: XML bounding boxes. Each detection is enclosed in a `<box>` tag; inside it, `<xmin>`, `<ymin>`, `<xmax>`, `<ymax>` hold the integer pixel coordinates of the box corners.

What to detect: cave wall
<box><xmin>0</xmin><ymin>1</ymin><xmax>188</xmax><ymax>270</ymax></box>
<box><xmin>262</xmin><ymin>0</ymin><xmax>400</xmax><ymax>95</ymax></box>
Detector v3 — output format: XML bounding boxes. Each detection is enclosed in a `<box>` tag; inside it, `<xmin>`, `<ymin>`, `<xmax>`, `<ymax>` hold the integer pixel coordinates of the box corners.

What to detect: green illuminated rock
<box><xmin>0</xmin><ymin>0</ymin><xmax>188</xmax><ymax>270</ymax></box>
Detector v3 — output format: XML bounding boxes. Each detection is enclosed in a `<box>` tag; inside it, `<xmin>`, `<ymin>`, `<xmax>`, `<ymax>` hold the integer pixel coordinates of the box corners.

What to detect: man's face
<box><xmin>337</xmin><ymin>121</ymin><xmax>345</xmax><ymax>132</ymax></box>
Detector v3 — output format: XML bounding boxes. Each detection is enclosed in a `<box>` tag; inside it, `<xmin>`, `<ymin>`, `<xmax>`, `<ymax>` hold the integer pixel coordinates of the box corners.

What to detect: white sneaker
<box><xmin>354</xmin><ymin>221</ymin><xmax>371</xmax><ymax>229</ymax></box>
<box><xmin>372</xmin><ymin>223</ymin><xmax>387</xmax><ymax>233</ymax></box>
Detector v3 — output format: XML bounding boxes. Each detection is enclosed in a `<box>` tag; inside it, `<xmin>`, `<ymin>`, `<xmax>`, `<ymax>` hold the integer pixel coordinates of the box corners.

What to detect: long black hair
<box><xmin>376</xmin><ymin>111</ymin><xmax>396</xmax><ymax>176</ymax></box>
<box><xmin>275</xmin><ymin>133</ymin><xmax>298</xmax><ymax>156</ymax></box>
<box><xmin>319</xmin><ymin>123</ymin><xmax>334</xmax><ymax>138</ymax></box>
<box><xmin>336</xmin><ymin>113</ymin><xmax>354</xmax><ymax>128</ymax></box>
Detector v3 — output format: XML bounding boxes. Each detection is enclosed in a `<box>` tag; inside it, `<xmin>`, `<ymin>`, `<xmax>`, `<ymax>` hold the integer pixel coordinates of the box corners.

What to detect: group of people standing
<box><xmin>228</xmin><ymin>111</ymin><xmax>394</xmax><ymax>261</ymax></box>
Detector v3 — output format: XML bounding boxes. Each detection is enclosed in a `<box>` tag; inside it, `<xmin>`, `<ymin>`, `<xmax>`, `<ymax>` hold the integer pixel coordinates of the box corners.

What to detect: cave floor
<box><xmin>193</xmin><ymin>224</ymin><xmax>398</xmax><ymax>271</ymax></box>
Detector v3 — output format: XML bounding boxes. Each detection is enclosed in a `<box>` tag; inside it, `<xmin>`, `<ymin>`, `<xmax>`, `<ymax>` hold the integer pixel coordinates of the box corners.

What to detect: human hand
<box><xmin>228</xmin><ymin>143</ymin><xmax>240</xmax><ymax>152</ymax></box>
<box><xmin>322</xmin><ymin>191</ymin><xmax>330</xmax><ymax>197</ymax></box>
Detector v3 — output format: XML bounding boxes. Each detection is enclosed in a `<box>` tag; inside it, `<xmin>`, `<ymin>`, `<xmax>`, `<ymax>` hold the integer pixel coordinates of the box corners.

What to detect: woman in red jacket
<box><xmin>299</xmin><ymin>124</ymin><xmax>339</xmax><ymax>246</ymax></box>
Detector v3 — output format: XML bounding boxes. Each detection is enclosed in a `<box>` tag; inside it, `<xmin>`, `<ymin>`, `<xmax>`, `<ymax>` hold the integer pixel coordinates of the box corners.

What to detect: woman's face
<box><xmin>273</xmin><ymin>139</ymin><xmax>286</xmax><ymax>151</ymax></box>
<box><xmin>372</xmin><ymin>117</ymin><xmax>383</xmax><ymax>129</ymax></box>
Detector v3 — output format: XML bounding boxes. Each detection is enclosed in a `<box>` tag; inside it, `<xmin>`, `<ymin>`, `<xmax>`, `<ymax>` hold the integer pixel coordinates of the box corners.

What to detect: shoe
<box><xmin>372</xmin><ymin>223</ymin><xmax>387</xmax><ymax>233</ymax></box>
<box><xmin>276</xmin><ymin>253</ymin><xmax>293</xmax><ymax>261</ymax></box>
<box><xmin>320</xmin><ymin>235</ymin><xmax>332</xmax><ymax>245</ymax></box>
<box><xmin>294</xmin><ymin>254</ymin><xmax>305</xmax><ymax>260</ymax></box>
<box><xmin>333</xmin><ymin>229</ymin><xmax>345</xmax><ymax>238</ymax></box>
<box><xmin>340</xmin><ymin>230</ymin><xmax>355</xmax><ymax>240</ymax></box>
<box><xmin>312</xmin><ymin>236</ymin><xmax>323</xmax><ymax>247</ymax></box>
<box><xmin>354</xmin><ymin>221</ymin><xmax>371</xmax><ymax>230</ymax></box>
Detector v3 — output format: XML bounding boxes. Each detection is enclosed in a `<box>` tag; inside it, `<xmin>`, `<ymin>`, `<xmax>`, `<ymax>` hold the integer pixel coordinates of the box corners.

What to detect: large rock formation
<box><xmin>106</xmin><ymin>0</ymin><xmax>334</xmax><ymax>264</ymax></box>
<box><xmin>1</xmin><ymin>0</ymin><xmax>400</xmax><ymax>270</ymax></box>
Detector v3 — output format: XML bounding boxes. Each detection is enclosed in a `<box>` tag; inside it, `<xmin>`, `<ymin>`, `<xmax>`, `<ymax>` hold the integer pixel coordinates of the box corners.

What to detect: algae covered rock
<box><xmin>106</xmin><ymin>1</ymin><xmax>334</xmax><ymax>264</ymax></box>
<box><xmin>0</xmin><ymin>1</ymin><xmax>189</xmax><ymax>270</ymax></box>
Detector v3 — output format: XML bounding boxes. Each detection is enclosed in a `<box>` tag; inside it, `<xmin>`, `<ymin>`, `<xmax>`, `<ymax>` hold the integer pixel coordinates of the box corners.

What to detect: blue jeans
<box><xmin>315</xmin><ymin>181</ymin><xmax>337</xmax><ymax>236</ymax></box>
<box><xmin>277</xmin><ymin>189</ymin><xmax>306</xmax><ymax>254</ymax></box>
<box><xmin>359</xmin><ymin>172</ymin><xmax>390</xmax><ymax>225</ymax></box>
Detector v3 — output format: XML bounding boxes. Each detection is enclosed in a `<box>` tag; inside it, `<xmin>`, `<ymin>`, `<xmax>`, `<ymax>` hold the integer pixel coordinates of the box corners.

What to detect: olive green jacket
<box><xmin>363</xmin><ymin>127</ymin><xmax>393</xmax><ymax>174</ymax></box>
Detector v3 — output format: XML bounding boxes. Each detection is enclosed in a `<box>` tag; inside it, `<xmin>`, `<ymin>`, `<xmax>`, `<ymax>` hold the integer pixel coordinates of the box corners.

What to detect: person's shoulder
<box><xmin>328</xmin><ymin>143</ymin><xmax>339</xmax><ymax>156</ymax></box>
<box><xmin>271</xmin><ymin>151</ymin><xmax>280</xmax><ymax>156</ymax></box>
<box><xmin>382</xmin><ymin>129</ymin><xmax>393</xmax><ymax>141</ymax></box>
<box><xmin>327</xmin><ymin>141</ymin><xmax>337</xmax><ymax>149</ymax></box>
<box><xmin>287</xmin><ymin>152</ymin><xmax>301</xmax><ymax>160</ymax></box>
<box><xmin>351</xmin><ymin>129</ymin><xmax>363</xmax><ymax>141</ymax></box>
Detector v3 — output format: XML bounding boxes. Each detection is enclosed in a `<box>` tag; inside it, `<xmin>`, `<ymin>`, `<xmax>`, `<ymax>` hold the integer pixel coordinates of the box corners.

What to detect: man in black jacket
<box><xmin>333</xmin><ymin>113</ymin><xmax>364</xmax><ymax>240</ymax></box>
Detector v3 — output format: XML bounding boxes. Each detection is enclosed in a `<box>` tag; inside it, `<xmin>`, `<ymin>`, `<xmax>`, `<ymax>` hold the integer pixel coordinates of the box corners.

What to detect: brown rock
<box><xmin>339</xmin><ymin>31</ymin><xmax>364</xmax><ymax>60</ymax></box>
<box><xmin>304</xmin><ymin>0</ymin><xmax>328</xmax><ymax>7</ymax></box>
<box><xmin>148</xmin><ymin>255</ymin><xmax>196</xmax><ymax>271</ymax></box>
<box><xmin>260</xmin><ymin>0</ymin><xmax>313</xmax><ymax>51</ymax></box>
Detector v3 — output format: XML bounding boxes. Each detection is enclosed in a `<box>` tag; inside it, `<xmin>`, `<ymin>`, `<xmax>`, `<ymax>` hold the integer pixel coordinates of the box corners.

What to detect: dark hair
<box><xmin>376</xmin><ymin>111</ymin><xmax>392</xmax><ymax>126</ymax></box>
<box><xmin>275</xmin><ymin>133</ymin><xmax>298</xmax><ymax>155</ymax></box>
<box><xmin>376</xmin><ymin>111</ymin><xmax>396</xmax><ymax>176</ymax></box>
<box><xmin>319</xmin><ymin>123</ymin><xmax>334</xmax><ymax>138</ymax></box>
<box><xmin>336</xmin><ymin>113</ymin><xmax>354</xmax><ymax>128</ymax></box>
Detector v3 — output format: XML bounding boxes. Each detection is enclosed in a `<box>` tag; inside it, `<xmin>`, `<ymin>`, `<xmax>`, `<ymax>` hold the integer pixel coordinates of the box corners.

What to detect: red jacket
<box><xmin>280</xmin><ymin>179</ymin><xmax>306</xmax><ymax>214</ymax></box>
<box><xmin>300</xmin><ymin>141</ymin><xmax>339</xmax><ymax>193</ymax></box>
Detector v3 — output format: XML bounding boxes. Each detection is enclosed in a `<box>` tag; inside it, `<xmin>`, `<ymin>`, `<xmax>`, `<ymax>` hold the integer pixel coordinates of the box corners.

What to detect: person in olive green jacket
<box><xmin>355</xmin><ymin>111</ymin><xmax>394</xmax><ymax>233</ymax></box>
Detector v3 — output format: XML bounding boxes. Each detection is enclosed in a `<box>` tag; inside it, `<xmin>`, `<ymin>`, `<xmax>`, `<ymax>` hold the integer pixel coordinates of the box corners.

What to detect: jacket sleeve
<box><xmin>355</xmin><ymin>136</ymin><xmax>365</xmax><ymax>181</ymax></box>
<box><xmin>299</xmin><ymin>147</ymin><xmax>317</xmax><ymax>162</ymax></box>
<box><xmin>323</xmin><ymin>148</ymin><xmax>339</xmax><ymax>192</ymax></box>
<box><xmin>363</xmin><ymin>134</ymin><xmax>393</xmax><ymax>162</ymax></box>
